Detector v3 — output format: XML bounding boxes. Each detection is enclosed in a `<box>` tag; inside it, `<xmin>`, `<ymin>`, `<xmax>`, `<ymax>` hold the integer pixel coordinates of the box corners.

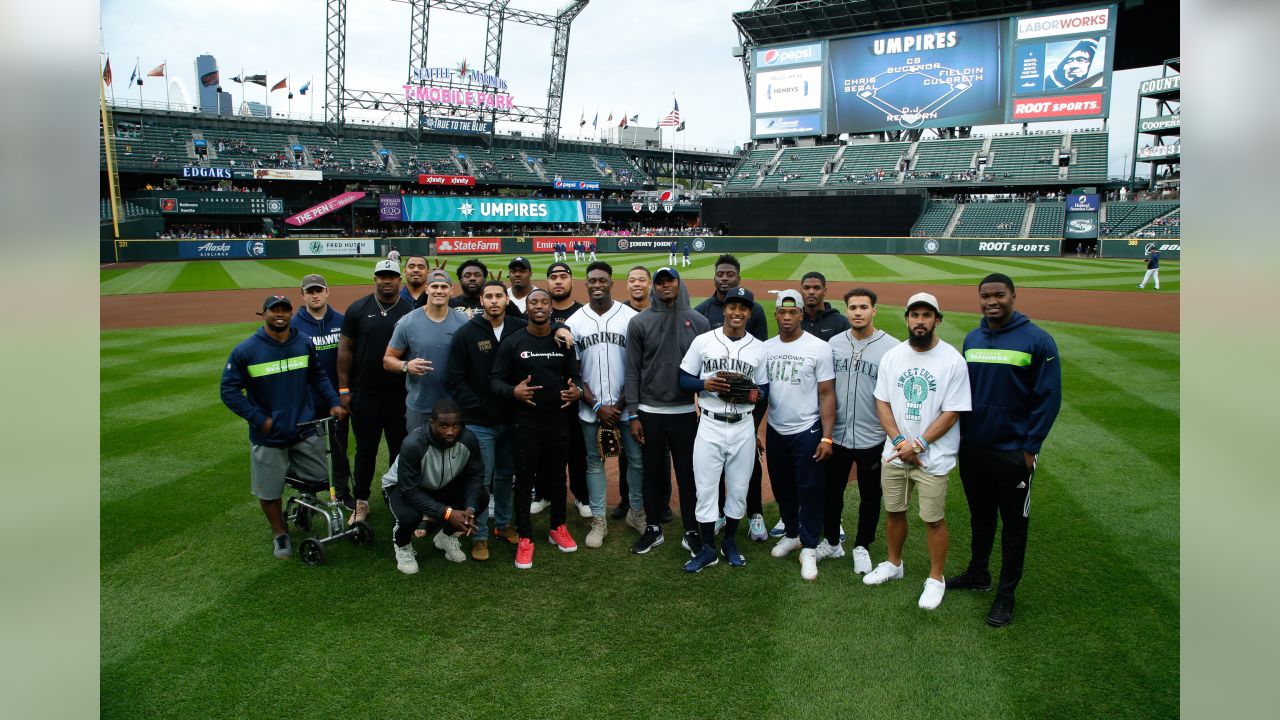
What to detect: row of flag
<box><xmin>578</xmin><ymin>97</ymin><xmax>684</xmax><ymax>131</ymax></box>
<box><xmin>101</xmin><ymin>57</ymin><xmax>309</xmax><ymax>97</ymax></box>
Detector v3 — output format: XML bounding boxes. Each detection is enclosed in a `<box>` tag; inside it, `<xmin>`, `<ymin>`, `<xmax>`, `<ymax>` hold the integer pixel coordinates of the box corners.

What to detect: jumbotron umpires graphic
<box><xmin>850</xmin><ymin>62</ymin><xmax>985</xmax><ymax>129</ymax></box>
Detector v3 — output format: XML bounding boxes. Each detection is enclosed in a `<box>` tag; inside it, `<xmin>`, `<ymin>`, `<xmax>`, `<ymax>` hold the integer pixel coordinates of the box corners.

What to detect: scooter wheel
<box><xmin>299</xmin><ymin>538</ymin><xmax>326</xmax><ymax>566</ymax></box>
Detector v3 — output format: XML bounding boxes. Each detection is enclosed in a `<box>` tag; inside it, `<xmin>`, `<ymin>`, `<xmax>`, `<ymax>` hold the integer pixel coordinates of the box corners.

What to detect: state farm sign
<box><xmin>435</xmin><ymin>237</ymin><xmax>501</xmax><ymax>254</ymax></box>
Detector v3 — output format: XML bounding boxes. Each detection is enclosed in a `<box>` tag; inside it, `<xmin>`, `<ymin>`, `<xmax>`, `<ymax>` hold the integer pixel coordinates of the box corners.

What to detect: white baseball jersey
<box><xmin>680</xmin><ymin>327</ymin><xmax>768</xmax><ymax>416</ymax></box>
<box><xmin>763</xmin><ymin>332</ymin><xmax>835</xmax><ymax>434</ymax></box>
<box><xmin>565</xmin><ymin>301</ymin><xmax>637</xmax><ymax>423</ymax></box>
<box><xmin>507</xmin><ymin>288</ymin><xmax>528</xmax><ymax>314</ymax></box>
<box><xmin>873</xmin><ymin>339</ymin><xmax>971</xmax><ymax>475</ymax></box>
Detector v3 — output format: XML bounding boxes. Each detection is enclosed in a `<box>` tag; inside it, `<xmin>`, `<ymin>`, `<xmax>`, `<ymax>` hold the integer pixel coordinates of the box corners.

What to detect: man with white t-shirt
<box><xmin>864</xmin><ymin>292</ymin><xmax>971</xmax><ymax>611</ymax></box>
<box><xmin>762</xmin><ymin>289</ymin><xmax>836</xmax><ymax>581</ymax></box>
<box><xmin>678</xmin><ymin>287</ymin><xmax>770</xmax><ymax>573</ymax></box>
<box><xmin>566</xmin><ymin>261</ymin><xmax>645</xmax><ymax>547</ymax></box>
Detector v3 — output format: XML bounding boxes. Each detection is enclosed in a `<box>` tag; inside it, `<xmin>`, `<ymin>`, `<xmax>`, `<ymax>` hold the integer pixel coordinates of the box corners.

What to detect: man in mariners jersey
<box><xmin>566</xmin><ymin>261</ymin><xmax>645</xmax><ymax>546</ymax></box>
<box><xmin>826</xmin><ymin>287</ymin><xmax>897</xmax><ymax>575</ymax></box>
<box><xmin>763</xmin><ymin>290</ymin><xmax>836</xmax><ymax>581</ymax></box>
<box><xmin>679</xmin><ymin>287</ymin><xmax>770</xmax><ymax>572</ymax></box>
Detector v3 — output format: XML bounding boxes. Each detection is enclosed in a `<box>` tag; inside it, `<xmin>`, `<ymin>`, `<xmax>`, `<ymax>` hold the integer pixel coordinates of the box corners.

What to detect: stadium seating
<box><xmin>761</xmin><ymin>146</ymin><xmax>840</xmax><ymax>188</ymax></box>
<box><xmin>903</xmin><ymin>138</ymin><xmax>984</xmax><ymax>184</ymax></box>
<box><xmin>951</xmin><ymin>202</ymin><xmax>1028</xmax><ymax>238</ymax></box>
<box><xmin>1027</xmin><ymin>201</ymin><xmax>1065</xmax><ymax>238</ymax></box>
<box><xmin>724</xmin><ymin>148</ymin><xmax>777</xmax><ymax>190</ymax></box>
<box><xmin>1066</xmin><ymin>131</ymin><xmax>1108</xmax><ymax>181</ymax></box>
<box><xmin>910</xmin><ymin>200</ymin><xmax>957</xmax><ymax>237</ymax></box>
<box><xmin>986</xmin><ymin>134</ymin><xmax>1065</xmax><ymax>182</ymax></box>
<box><xmin>826</xmin><ymin>142</ymin><xmax>909</xmax><ymax>186</ymax></box>
<box><xmin>1100</xmin><ymin>201</ymin><xmax>1180</xmax><ymax>236</ymax></box>
<box><xmin>1138</xmin><ymin>208</ymin><xmax>1180</xmax><ymax>238</ymax></box>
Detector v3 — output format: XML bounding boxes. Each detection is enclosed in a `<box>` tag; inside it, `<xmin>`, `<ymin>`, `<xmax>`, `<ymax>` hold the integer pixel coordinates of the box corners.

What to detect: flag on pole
<box><xmin>147</xmin><ymin>63</ymin><xmax>166</xmax><ymax>77</ymax></box>
<box><xmin>579</xmin><ymin>108</ymin><xmax>586</xmax><ymax>127</ymax></box>
<box><xmin>299</xmin><ymin>79</ymin><xmax>311</xmax><ymax>95</ymax></box>
<box><xmin>244</xmin><ymin>74</ymin><xmax>267</xmax><ymax>86</ymax></box>
<box><xmin>629</xmin><ymin>114</ymin><xmax>639</xmax><ymax>122</ymax></box>
<box><xmin>232</xmin><ymin>73</ymin><xmax>244</xmax><ymax>83</ymax></box>
<box><xmin>592</xmin><ymin>110</ymin><xmax>598</xmax><ymax>129</ymax></box>
<box><xmin>607</xmin><ymin>111</ymin><xmax>613</xmax><ymax>122</ymax></box>
<box><xmin>129</xmin><ymin>62</ymin><xmax>139</xmax><ymax>86</ymax></box>
<box><xmin>270</xmin><ymin>77</ymin><xmax>288</xmax><ymax>92</ymax></box>
<box><xmin>676</xmin><ymin>120</ymin><xmax>686</xmax><ymax>132</ymax></box>
<box><xmin>102</xmin><ymin>58</ymin><xmax>113</xmax><ymax>85</ymax></box>
<box><xmin>658</xmin><ymin>97</ymin><xmax>681</xmax><ymax>127</ymax></box>
<box><xmin>619</xmin><ymin>111</ymin><xmax>628</xmax><ymax>128</ymax></box>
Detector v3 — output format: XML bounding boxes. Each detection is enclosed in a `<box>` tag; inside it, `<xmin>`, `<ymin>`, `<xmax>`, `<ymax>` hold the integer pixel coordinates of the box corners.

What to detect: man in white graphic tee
<box><xmin>864</xmin><ymin>292</ymin><xmax>971</xmax><ymax>611</ymax></box>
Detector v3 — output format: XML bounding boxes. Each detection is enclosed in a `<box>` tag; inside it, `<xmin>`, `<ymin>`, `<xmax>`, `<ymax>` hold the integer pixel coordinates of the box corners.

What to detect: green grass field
<box><xmin>101</xmin><ymin>276</ymin><xmax>1179</xmax><ymax>717</ymax></box>
<box><xmin>101</xmin><ymin>252</ymin><xmax>1180</xmax><ymax>295</ymax></box>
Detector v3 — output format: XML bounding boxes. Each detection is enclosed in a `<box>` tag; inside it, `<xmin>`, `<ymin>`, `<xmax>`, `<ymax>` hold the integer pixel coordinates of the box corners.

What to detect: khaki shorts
<box><xmin>881</xmin><ymin>462</ymin><xmax>948</xmax><ymax>523</ymax></box>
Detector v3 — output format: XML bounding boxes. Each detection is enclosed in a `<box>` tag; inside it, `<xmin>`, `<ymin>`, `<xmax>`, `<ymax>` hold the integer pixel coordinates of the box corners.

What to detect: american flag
<box><xmin>658</xmin><ymin>98</ymin><xmax>681</xmax><ymax>127</ymax></box>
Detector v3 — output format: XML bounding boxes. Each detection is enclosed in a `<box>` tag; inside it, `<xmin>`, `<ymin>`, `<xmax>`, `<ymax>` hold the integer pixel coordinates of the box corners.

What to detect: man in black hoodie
<box><xmin>625</xmin><ymin>266</ymin><xmax>710</xmax><ymax>556</ymax></box>
<box><xmin>800</xmin><ymin>271</ymin><xmax>852</xmax><ymax>342</ymax></box>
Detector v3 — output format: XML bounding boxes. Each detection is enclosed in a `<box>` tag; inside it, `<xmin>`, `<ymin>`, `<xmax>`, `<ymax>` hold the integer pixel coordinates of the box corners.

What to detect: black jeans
<box><xmin>638</xmin><ymin>410</ymin><xmax>698</xmax><ymax>535</ymax></box>
<box><xmin>825</xmin><ymin>444</ymin><xmax>883</xmax><ymax>548</ymax></box>
<box><xmin>958</xmin><ymin>444</ymin><xmax>1036</xmax><ymax>597</ymax></box>
<box><xmin>564</xmin><ymin>410</ymin><xmax>589</xmax><ymax>503</ymax></box>
<box><xmin>349</xmin><ymin>391</ymin><xmax>407</xmax><ymax>502</ymax></box>
<box><xmin>327</xmin><ymin>415</ymin><xmax>352</xmax><ymax>495</ymax></box>
<box><xmin>513</xmin><ymin>418</ymin><xmax>568</xmax><ymax>539</ymax></box>
<box><xmin>385</xmin><ymin>483</ymin><xmax>490</xmax><ymax>548</ymax></box>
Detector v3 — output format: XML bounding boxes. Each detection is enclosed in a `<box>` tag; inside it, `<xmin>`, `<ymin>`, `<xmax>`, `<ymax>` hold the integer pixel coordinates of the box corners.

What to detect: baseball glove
<box><xmin>596</xmin><ymin>424</ymin><xmax>623</xmax><ymax>459</ymax></box>
<box><xmin>715</xmin><ymin>370</ymin><xmax>758</xmax><ymax>404</ymax></box>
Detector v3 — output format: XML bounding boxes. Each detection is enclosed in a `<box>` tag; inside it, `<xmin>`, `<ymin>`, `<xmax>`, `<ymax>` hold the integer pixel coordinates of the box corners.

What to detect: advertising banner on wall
<box><xmin>297</xmin><ymin>239</ymin><xmax>376</xmax><ymax>256</ymax></box>
<box><xmin>553</xmin><ymin>180</ymin><xmax>601</xmax><ymax>191</ymax></box>
<box><xmin>1066</xmin><ymin>193</ymin><xmax>1100</xmax><ymax>212</ymax></box>
<box><xmin>379</xmin><ymin>195</ymin><xmax>405</xmax><ymax>221</ymax></box>
<box><xmin>420</xmin><ymin>116</ymin><xmax>493</xmax><ymax>134</ymax></box>
<box><xmin>755</xmin><ymin>66</ymin><xmax>823</xmax><ymax>114</ymax></box>
<box><xmin>531</xmin><ymin>236</ymin><xmax>595</xmax><ymax>253</ymax></box>
<box><xmin>252</xmin><ymin>168</ymin><xmax>323</xmax><ymax>181</ymax></box>
<box><xmin>1064</xmin><ymin>213</ymin><xmax>1100</xmax><ymax>239</ymax></box>
<box><xmin>1137</xmin><ymin>114</ymin><xmax>1179</xmax><ymax>133</ymax></box>
<box><xmin>403</xmin><ymin>196</ymin><xmax>585</xmax><ymax>224</ymax></box>
<box><xmin>181</xmin><ymin>166</ymin><xmax>232</xmax><ymax>179</ymax></box>
<box><xmin>435</xmin><ymin>237</ymin><xmax>502</xmax><ymax>254</ymax></box>
<box><xmin>418</xmin><ymin>174</ymin><xmax>475</xmax><ymax>186</ymax></box>
<box><xmin>178</xmin><ymin>239</ymin><xmax>270</xmax><ymax>260</ymax></box>
<box><xmin>284</xmin><ymin>191</ymin><xmax>366</xmax><ymax>227</ymax></box>
<box><xmin>1137</xmin><ymin>142</ymin><xmax>1180</xmax><ymax>160</ymax></box>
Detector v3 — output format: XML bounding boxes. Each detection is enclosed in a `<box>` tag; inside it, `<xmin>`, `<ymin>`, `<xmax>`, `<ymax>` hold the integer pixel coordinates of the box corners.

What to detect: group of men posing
<box><xmin>221</xmin><ymin>251</ymin><xmax>1060</xmax><ymax>627</ymax></box>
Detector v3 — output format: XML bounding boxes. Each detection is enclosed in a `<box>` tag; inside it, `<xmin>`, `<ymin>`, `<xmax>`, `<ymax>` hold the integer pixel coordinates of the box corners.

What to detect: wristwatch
<box><xmin>401</xmin><ymin>360</ymin><xmax>408</xmax><ymax>373</ymax></box>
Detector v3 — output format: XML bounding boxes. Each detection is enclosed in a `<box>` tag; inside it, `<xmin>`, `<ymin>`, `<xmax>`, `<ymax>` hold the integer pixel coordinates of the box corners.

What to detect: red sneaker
<box><xmin>548</xmin><ymin>524</ymin><xmax>578</xmax><ymax>553</ymax></box>
<box><xmin>514</xmin><ymin>538</ymin><xmax>534</xmax><ymax>569</ymax></box>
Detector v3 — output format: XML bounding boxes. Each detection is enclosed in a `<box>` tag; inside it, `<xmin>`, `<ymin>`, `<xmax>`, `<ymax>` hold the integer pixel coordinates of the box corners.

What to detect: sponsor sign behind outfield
<box><xmin>1067</xmin><ymin>194</ymin><xmax>1100</xmax><ymax>212</ymax></box>
<box><xmin>972</xmin><ymin>241</ymin><xmax>1060</xmax><ymax>256</ymax></box>
<box><xmin>1016</xmin><ymin>7</ymin><xmax>1112</xmax><ymax>39</ymax></box>
<box><xmin>178</xmin><ymin>240</ymin><xmax>270</xmax><ymax>260</ymax></box>
<box><xmin>181</xmin><ymin>166</ymin><xmax>232</xmax><ymax>179</ymax></box>
<box><xmin>379</xmin><ymin>195</ymin><xmax>404</xmax><ymax>221</ymax></box>
<box><xmin>532</xmin><ymin>236</ymin><xmax>596</xmax><ymax>253</ymax></box>
<box><xmin>419</xmin><ymin>174</ymin><xmax>475</xmax><ymax>186</ymax></box>
<box><xmin>754</xmin><ymin>42</ymin><xmax>824</xmax><ymax>68</ymax></box>
<box><xmin>553</xmin><ymin>180</ymin><xmax>601</xmax><ymax>191</ymax></box>
<box><xmin>1011</xmin><ymin>93</ymin><xmax>1105</xmax><ymax>120</ymax></box>
<box><xmin>297</xmin><ymin>239</ymin><xmax>376</xmax><ymax>256</ymax></box>
<box><xmin>285</xmin><ymin>191</ymin><xmax>366</xmax><ymax>227</ymax></box>
<box><xmin>435</xmin><ymin>237</ymin><xmax>502</xmax><ymax>254</ymax></box>
<box><xmin>252</xmin><ymin>168</ymin><xmax>323</xmax><ymax>181</ymax></box>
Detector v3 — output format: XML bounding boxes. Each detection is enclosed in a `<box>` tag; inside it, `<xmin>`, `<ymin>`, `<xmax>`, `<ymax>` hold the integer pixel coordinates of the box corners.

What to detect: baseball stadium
<box><xmin>100</xmin><ymin>1</ymin><xmax>1179</xmax><ymax>717</ymax></box>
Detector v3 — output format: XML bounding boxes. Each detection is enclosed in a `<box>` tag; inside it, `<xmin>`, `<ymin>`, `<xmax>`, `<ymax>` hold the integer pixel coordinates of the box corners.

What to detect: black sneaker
<box><xmin>631</xmin><ymin>526</ymin><xmax>664</xmax><ymax>554</ymax></box>
<box><xmin>721</xmin><ymin>538</ymin><xmax>746</xmax><ymax>567</ymax></box>
<box><xmin>659</xmin><ymin>507</ymin><xmax>674</xmax><ymax>523</ymax></box>
<box><xmin>945</xmin><ymin>570</ymin><xmax>992</xmax><ymax>591</ymax></box>
<box><xmin>680</xmin><ymin>532</ymin><xmax>703</xmax><ymax>558</ymax></box>
<box><xmin>987</xmin><ymin>594</ymin><xmax>1015</xmax><ymax>627</ymax></box>
<box><xmin>610</xmin><ymin>504</ymin><xmax>630</xmax><ymax>521</ymax></box>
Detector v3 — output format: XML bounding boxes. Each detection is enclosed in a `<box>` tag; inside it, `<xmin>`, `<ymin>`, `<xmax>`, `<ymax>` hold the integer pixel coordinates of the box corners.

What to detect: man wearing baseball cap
<box><xmin>546</xmin><ymin>260</ymin><xmax>592</xmax><ymax>519</ymax></box>
<box><xmin>220</xmin><ymin>295</ymin><xmax>347</xmax><ymax>558</ymax></box>
<box><xmin>293</xmin><ymin>274</ymin><xmax>353</xmax><ymax>508</ymax></box>
<box><xmin>864</xmin><ymin>292</ymin><xmax>971</xmax><ymax>610</ymax></box>
<box><xmin>506</xmin><ymin>256</ymin><xmax>533</xmax><ymax>317</ymax></box>
<box><xmin>336</xmin><ymin>260</ymin><xmax>413</xmax><ymax>525</ymax></box>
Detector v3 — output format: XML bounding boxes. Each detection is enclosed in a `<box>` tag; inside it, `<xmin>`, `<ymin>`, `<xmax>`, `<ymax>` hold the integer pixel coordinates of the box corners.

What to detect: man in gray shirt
<box><xmin>826</xmin><ymin>287</ymin><xmax>898</xmax><ymax>574</ymax></box>
<box><xmin>384</xmin><ymin>269</ymin><xmax>467</xmax><ymax>433</ymax></box>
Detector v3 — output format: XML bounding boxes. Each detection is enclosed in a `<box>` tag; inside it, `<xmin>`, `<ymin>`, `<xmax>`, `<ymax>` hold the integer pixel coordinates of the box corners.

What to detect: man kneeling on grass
<box><xmin>380</xmin><ymin>398</ymin><xmax>488</xmax><ymax>574</ymax></box>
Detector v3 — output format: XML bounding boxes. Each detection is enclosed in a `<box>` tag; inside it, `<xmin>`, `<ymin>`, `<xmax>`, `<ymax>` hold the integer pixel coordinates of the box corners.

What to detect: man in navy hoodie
<box><xmin>948</xmin><ymin>273</ymin><xmax>1062</xmax><ymax>627</ymax></box>
<box><xmin>221</xmin><ymin>295</ymin><xmax>348</xmax><ymax>559</ymax></box>
<box><xmin>293</xmin><ymin>274</ymin><xmax>352</xmax><ymax>508</ymax></box>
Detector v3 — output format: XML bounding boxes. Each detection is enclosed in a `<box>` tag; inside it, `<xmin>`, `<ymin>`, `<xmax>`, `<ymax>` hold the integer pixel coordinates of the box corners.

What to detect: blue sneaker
<box><xmin>769</xmin><ymin>519</ymin><xmax>786</xmax><ymax>537</ymax></box>
<box><xmin>683</xmin><ymin>545</ymin><xmax>720</xmax><ymax>573</ymax></box>
<box><xmin>721</xmin><ymin>538</ymin><xmax>746</xmax><ymax>567</ymax></box>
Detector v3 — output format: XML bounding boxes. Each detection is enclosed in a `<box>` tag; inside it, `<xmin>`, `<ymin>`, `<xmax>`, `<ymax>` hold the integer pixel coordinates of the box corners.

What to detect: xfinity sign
<box><xmin>755</xmin><ymin>42</ymin><xmax>823</xmax><ymax>68</ymax></box>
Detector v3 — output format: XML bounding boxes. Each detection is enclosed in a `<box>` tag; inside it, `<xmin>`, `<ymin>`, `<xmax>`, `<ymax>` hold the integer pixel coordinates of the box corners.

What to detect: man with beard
<box><xmin>566</xmin><ymin>262</ymin><xmax>645</xmax><ymax>546</ymax></box>
<box><xmin>384</xmin><ymin>269</ymin><xmax>467</xmax><ymax>433</ymax></box>
<box><xmin>826</xmin><ymin>288</ymin><xmax>897</xmax><ymax>575</ymax></box>
<box><xmin>799</xmin><ymin>271</ymin><xmax>851</xmax><ymax>342</ymax></box>
<box><xmin>505</xmin><ymin>256</ymin><xmax>533</xmax><ymax>317</ymax></box>
<box><xmin>293</xmin><ymin>274</ymin><xmax>352</xmax><ymax>508</ymax></box>
<box><xmin>864</xmin><ymin>293</ymin><xmax>971</xmax><ymax>611</ymax></box>
<box><xmin>337</xmin><ymin>260</ymin><xmax>413</xmax><ymax>525</ymax></box>
<box><xmin>490</xmin><ymin>288</ymin><xmax>583</xmax><ymax>569</ymax></box>
<box><xmin>694</xmin><ymin>254</ymin><xmax>769</xmax><ymax>541</ymax></box>
<box><xmin>221</xmin><ymin>295</ymin><xmax>347</xmax><ymax>558</ymax></box>
<box><xmin>948</xmin><ymin>274</ymin><xmax>1061</xmax><ymax>628</ymax></box>
<box><xmin>399</xmin><ymin>255</ymin><xmax>429</xmax><ymax>309</ymax></box>
<box><xmin>626</xmin><ymin>267</ymin><xmax>709</xmax><ymax>556</ymax></box>
<box><xmin>449</xmin><ymin>258</ymin><xmax>487</xmax><ymax>319</ymax></box>
<box><xmin>546</xmin><ymin>261</ymin><xmax>592</xmax><ymax>518</ymax></box>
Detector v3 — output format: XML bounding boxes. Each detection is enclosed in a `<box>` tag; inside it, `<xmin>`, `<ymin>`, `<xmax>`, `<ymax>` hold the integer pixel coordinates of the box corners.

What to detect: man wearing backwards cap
<box><xmin>864</xmin><ymin>292</ymin><xmax>971</xmax><ymax>611</ymax></box>
<box><xmin>337</xmin><ymin>260</ymin><xmax>413</xmax><ymax>526</ymax></box>
<box><xmin>293</xmin><ymin>274</ymin><xmax>353</xmax><ymax>508</ymax></box>
<box><xmin>220</xmin><ymin>295</ymin><xmax>347</xmax><ymax>559</ymax></box>
<box><xmin>384</xmin><ymin>268</ymin><xmax>467</xmax><ymax>434</ymax></box>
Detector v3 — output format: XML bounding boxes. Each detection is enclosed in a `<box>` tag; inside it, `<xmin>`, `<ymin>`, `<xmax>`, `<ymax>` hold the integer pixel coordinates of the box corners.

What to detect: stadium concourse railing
<box><xmin>102</xmin><ymin>235</ymin><xmax>1182</xmax><ymax>264</ymax></box>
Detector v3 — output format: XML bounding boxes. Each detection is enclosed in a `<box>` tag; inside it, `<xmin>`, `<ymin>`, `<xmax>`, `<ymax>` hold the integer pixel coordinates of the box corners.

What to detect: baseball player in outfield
<box><xmin>763</xmin><ymin>290</ymin><xmax>836</xmax><ymax>581</ymax></box>
<box><xmin>864</xmin><ymin>292</ymin><xmax>971</xmax><ymax>610</ymax></box>
<box><xmin>679</xmin><ymin>287</ymin><xmax>770</xmax><ymax>572</ymax></box>
<box><xmin>1138</xmin><ymin>246</ymin><xmax>1161</xmax><ymax>290</ymax></box>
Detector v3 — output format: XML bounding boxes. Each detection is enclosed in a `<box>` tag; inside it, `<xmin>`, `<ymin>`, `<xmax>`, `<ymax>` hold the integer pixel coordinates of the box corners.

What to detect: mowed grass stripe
<box><xmin>101</xmin><ymin>262</ymin><xmax>188</xmax><ymax>295</ymax></box>
<box><xmin>218</xmin><ymin>259</ymin><xmax>304</xmax><ymax>290</ymax></box>
<box><xmin>837</xmin><ymin>252</ymin><xmax>897</xmax><ymax>281</ymax></box>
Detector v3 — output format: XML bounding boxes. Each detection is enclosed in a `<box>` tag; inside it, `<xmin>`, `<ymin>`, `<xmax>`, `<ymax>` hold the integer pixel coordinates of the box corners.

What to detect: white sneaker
<box><xmin>800</xmin><ymin>548</ymin><xmax>818</xmax><ymax>581</ymax></box>
<box><xmin>815</xmin><ymin>539</ymin><xmax>845</xmax><ymax>561</ymax></box>
<box><xmin>576</xmin><ymin>500</ymin><xmax>593</xmax><ymax>518</ymax></box>
<box><xmin>586</xmin><ymin>517</ymin><xmax>608</xmax><ymax>548</ymax></box>
<box><xmin>918</xmin><ymin>577</ymin><xmax>946</xmax><ymax>610</ymax></box>
<box><xmin>748</xmin><ymin>513</ymin><xmax>767</xmax><ymax>541</ymax></box>
<box><xmin>851</xmin><ymin>545</ymin><xmax>873</xmax><ymax>574</ymax></box>
<box><xmin>394</xmin><ymin>543</ymin><xmax>418</xmax><ymax>574</ymax></box>
<box><xmin>530</xmin><ymin>498</ymin><xmax>550</xmax><ymax>515</ymax></box>
<box><xmin>863</xmin><ymin>560</ymin><xmax>904</xmax><ymax>585</ymax></box>
<box><xmin>433</xmin><ymin>530</ymin><xmax>465</xmax><ymax>563</ymax></box>
<box><xmin>771</xmin><ymin>536</ymin><xmax>802</xmax><ymax>558</ymax></box>
<box><xmin>769</xmin><ymin>519</ymin><xmax>786</xmax><ymax>537</ymax></box>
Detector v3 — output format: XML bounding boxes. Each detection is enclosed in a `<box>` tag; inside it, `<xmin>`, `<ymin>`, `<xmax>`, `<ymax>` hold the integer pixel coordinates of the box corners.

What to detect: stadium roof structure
<box><xmin>732</xmin><ymin>0</ymin><xmax>1178</xmax><ymax>71</ymax></box>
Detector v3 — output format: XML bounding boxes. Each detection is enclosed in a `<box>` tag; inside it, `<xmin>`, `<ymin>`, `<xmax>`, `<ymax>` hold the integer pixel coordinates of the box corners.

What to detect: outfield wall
<box><xmin>103</xmin><ymin>235</ymin><xmax>1189</xmax><ymax>263</ymax></box>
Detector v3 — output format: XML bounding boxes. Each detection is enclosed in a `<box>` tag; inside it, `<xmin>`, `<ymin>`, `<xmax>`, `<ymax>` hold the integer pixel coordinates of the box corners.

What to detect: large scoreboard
<box><xmin>750</xmin><ymin>4</ymin><xmax>1116</xmax><ymax>138</ymax></box>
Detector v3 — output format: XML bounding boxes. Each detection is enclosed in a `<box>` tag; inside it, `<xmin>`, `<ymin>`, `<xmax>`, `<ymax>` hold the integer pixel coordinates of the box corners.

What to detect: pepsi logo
<box><xmin>763</xmin><ymin>49</ymin><xmax>779</xmax><ymax>65</ymax></box>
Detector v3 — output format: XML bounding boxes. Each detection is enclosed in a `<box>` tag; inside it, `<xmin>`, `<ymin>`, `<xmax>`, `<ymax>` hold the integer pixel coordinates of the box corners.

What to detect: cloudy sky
<box><xmin>101</xmin><ymin>0</ymin><xmax>1165</xmax><ymax>175</ymax></box>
